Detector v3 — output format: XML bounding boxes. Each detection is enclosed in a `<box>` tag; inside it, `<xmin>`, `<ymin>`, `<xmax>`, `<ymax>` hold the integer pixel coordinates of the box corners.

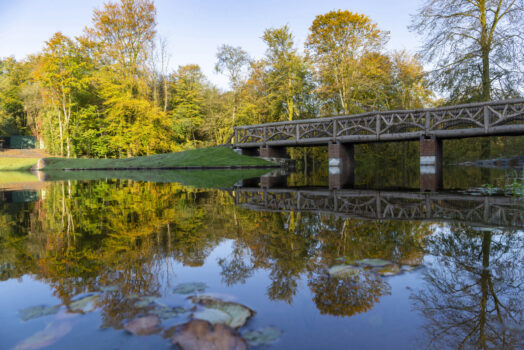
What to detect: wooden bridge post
<box><xmin>420</xmin><ymin>136</ymin><xmax>443</xmax><ymax>191</ymax></box>
<box><xmin>328</xmin><ymin>142</ymin><xmax>355</xmax><ymax>189</ymax></box>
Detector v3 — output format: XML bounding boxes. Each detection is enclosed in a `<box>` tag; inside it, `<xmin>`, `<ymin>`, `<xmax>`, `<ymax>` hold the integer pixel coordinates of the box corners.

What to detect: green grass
<box><xmin>0</xmin><ymin>158</ymin><xmax>39</xmax><ymax>171</ymax></box>
<box><xmin>43</xmin><ymin>169</ymin><xmax>270</xmax><ymax>188</ymax></box>
<box><xmin>43</xmin><ymin>146</ymin><xmax>274</xmax><ymax>170</ymax></box>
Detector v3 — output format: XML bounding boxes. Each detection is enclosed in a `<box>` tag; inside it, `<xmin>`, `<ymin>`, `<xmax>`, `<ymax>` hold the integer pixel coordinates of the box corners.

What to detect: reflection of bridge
<box><xmin>234</xmin><ymin>187</ymin><xmax>524</xmax><ymax>229</ymax></box>
<box><xmin>233</xmin><ymin>99</ymin><xmax>524</xmax><ymax>191</ymax></box>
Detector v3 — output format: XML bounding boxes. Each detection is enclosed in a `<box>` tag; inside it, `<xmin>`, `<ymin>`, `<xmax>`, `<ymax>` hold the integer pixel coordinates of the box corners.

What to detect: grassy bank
<box><xmin>42</xmin><ymin>146</ymin><xmax>274</xmax><ymax>170</ymax></box>
<box><xmin>0</xmin><ymin>158</ymin><xmax>39</xmax><ymax>171</ymax></box>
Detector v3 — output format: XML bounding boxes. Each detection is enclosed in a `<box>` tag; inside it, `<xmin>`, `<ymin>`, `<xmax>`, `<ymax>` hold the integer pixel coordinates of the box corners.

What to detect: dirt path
<box><xmin>0</xmin><ymin>149</ymin><xmax>50</xmax><ymax>158</ymax></box>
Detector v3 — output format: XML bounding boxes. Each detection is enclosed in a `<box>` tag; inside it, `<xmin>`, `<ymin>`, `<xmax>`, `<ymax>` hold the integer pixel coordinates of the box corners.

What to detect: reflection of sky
<box><xmin>0</xmin><ymin>0</ymin><xmax>422</xmax><ymax>89</ymax></box>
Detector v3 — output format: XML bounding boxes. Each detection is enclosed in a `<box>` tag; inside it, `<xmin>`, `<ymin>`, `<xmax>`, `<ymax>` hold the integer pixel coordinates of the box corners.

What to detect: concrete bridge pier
<box><xmin>259</xmin><ymin>146</ymin><xmax>288</xmax><ymax>159</ymax></box>
<box><xmin>420</xmin><ymin>136</ymin><xmax>443</xmax><ymax>191</ymax></box>
<box><xmin>328</xmin><ymin>142</ymin><xmax>355</xmax><ymax>189</ymax></box>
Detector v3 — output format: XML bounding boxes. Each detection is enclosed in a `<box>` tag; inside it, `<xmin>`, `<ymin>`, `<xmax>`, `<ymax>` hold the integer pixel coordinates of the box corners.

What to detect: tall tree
<box><xmin>305</xmin><ymin>10</ymin><xmax>389</xmax><ymax>114</ymax></box>
<box><xmin>34</xmin><ymin>33</ymin><xmax>90</xmax><ymax>157</ymax></box>
<box><xmin>215</xmin><ymin>44</ymin><xmax>250</xmax><ymax>125</ymax></box>
<box><xmin>262</xmin><ymin>26</ymin><xmax>315</xmax><ymax>121</ymax></box>
<box><xmin>410</xmin><ymin>0</ymin><xmax>524</xmax><ymax>102</ymax></box>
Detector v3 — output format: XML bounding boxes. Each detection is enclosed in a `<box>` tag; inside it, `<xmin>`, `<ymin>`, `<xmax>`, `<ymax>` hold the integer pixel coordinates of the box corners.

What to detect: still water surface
<box><xmin>0</xmin><ymin>166</ymin><xmax>523</xmax><ymax>349</ymax></box>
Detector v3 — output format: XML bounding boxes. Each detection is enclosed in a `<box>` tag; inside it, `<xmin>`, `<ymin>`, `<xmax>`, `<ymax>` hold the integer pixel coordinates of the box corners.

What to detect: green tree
<box><xmin>262</xmin><ymin>26</ymin><xmax>315</xmax><ymax>121</ymax></box>
<box><xmin>410</xmin><ymin>0</ymin><xmax>524</xmax><ymax>102</ymax></box>
<box><xmin>305</xmin><ymin>10</ymin><xmax>389</xmax><ymax>114</ymax></box>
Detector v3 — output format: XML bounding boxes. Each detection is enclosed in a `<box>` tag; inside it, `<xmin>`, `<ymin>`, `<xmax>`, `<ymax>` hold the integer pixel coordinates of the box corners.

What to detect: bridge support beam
<box><xmin>328</xmin><ymin>142</ymin><xmax>355</xmax><ymax>189</ymax></box>
<box><xmin>420</xmin><ymin>136</ymin><xmax>443</xmax><ymax>191</ymax></box>
<box><xmin>259</xmin><ymin>146</ymin><xmax>288</xmax><ymax>159</ymax></box>
<box><xmin>235</xmin><ymin>147</ymin><xmax>259</xmax><ymax>157</ymax></box>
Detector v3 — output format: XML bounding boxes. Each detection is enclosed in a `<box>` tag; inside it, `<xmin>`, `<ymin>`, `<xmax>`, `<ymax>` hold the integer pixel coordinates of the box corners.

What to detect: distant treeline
<box><xmin>0</xmin><ymin>0</ymin><xmax>522</xmax><ymax>158</ymax></box>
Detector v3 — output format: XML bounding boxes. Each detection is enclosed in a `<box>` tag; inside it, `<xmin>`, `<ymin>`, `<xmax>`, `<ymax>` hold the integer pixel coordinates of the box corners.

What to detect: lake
<box><xmin>0</xmin><ymin>165</ymin><xmax>523</xmax><ymax>349</ymax></box>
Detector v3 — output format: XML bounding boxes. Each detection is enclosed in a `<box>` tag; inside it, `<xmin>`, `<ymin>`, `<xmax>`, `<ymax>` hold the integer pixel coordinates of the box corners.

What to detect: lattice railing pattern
<box><xmin>235</xmin><ymin>188</ymin><xmax>524</xmax><ymax>228</ymax></box>
<box><xmin>234</xmin><ymin>99</ymin><xmax>524</xmax><ymax>146</ymax></box>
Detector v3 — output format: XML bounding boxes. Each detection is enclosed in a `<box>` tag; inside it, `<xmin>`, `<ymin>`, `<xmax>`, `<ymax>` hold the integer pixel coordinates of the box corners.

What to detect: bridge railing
<box><xmin>234</xmin><ymin>187</ymin><xmax>524</xmax><ymax>229</ymax></box>
<box><xmin>233</xmin><ymin>99</ymin><xmax>524</xmax><ymax>147</ymax></box>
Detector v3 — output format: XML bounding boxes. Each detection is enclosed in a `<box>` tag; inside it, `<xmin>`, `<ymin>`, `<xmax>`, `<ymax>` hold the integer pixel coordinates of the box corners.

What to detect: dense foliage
<box><xmin>0</xmin><ymin>0</ymin><xmax>522</xmax><ymax>159</ymax></box>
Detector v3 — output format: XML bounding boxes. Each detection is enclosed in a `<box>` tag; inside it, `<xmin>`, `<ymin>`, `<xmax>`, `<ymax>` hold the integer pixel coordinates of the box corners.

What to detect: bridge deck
<box><xmin>233</xmin><ymin>99</ymin><xmax>524</xmax><ymax>147</ymax></box>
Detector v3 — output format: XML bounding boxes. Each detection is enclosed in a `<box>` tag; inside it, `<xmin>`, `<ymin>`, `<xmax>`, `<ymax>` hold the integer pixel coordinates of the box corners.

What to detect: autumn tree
<box><xmin>411</xmin><ymin>0</ymin><xmax>524</xmax><ymax>102</ymax></box>
<box><xmin>305</xmin><ymin>10</ymin><xmax>389</xmax><ymax>114</ymax></box>
<box><xmin>34</xmin><ymin>33</ymin><xmax>91</xmax><ymax>157</ymax></box>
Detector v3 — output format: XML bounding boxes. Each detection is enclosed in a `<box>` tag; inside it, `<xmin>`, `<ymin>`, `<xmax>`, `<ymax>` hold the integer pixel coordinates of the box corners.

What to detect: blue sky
<box><xmin>0</xmin><ymin>0</ymin><xmax>423</xmax><ymax>89</ymax></box>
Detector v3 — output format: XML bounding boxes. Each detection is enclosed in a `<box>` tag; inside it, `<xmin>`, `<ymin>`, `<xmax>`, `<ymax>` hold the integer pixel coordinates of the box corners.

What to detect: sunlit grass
<box><xmin>43</xmin><ymin>146</ymin><xmax>274</xmax><ymax>170</ymax></box>
<box><xmin>0</xmin><ymin>158</ymin><xmax>39</xmax><ymax>171</ymax></box>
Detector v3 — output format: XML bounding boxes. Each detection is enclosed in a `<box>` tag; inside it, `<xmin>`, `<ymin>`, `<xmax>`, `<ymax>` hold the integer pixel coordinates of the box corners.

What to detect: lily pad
<box><xmin>173</xmin><ymin>282</ymin><xmax>208</xmax><ymax>295</ymax></box>
<box><xmin>150</xmin><ymin>305</ymin><xmax>186</xmax><ymax>319</ymax></box>
<box><xmin>170</xmin><ymin>319</ymin><xmax>247</xmax><ymax>350</ymax></box>
<box><xmin>191</xmin><ymin>296</ymin><xmax>255</xmax><ymax>329</ymax></box>
<box><xmin>377</xmin><ymin>264</ymin><xmax>401</xmax><ymax>276</ymax></box>
<box><xmin>19</xmin><ymin>305</ymin><xmax>60</xmax><ymax>321</ymax></box>
<box><xmin>243</xmin><ymin>326</ymin><xmax>282</xmax><ymax>347</ymax></box>
<box><xmin>328</xmin><ymin>265</ymin><xmax>360</xmax><ymax>279</ymax></box>
<box><xmin>69</xmin><ymin>294</ymin><xmax>99</xmax><ymax>313</ymax></box>
<box><xmin>14</xmin><ymin>321</ymin><xmax>73</xmax><ymax>350</ymax></box>
<box><xmin>356</xmin><ymin>258</ymin><xmax>393</xmax><ymax>268</ymax></box>
<box><xmin>124</xmin><ymin>315</ymin><xmax>161</xmax><ymax>336</ymax></box>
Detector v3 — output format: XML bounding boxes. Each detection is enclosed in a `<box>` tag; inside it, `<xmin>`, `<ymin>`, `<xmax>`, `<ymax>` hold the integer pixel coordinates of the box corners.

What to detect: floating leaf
<box><xmin>69</xmin><ymin>294</ymin><xmax>99</xmax><ymax>313</ymax></box>
<box><xmin>133</xmin><ymin>296</ymin><xmax>157</xmax><ymax>308</ymax></box>
<box><xmin>191</xmin><ymin>296</ymin><xmax>255</xmax><ymax>328</ymax></box>
<box><xmin>173</xmin><ymin>282</ymin><xmax>208</xmax><ymax>295</ymax></box>
<box><xmin>14</xmin><ymin>321</ymin><xmax>73</xmax><ymax>350</ymax></box>
<box><xmin>170</xmin><ymin>319</ymin><xmax>247</xmax><ymax>350</ymax></box>
<box><xmin>19</xmin><ymin>305</ymin><xmax>60</xmax><ymax>321</ymax></box>
<box><xmin>243</xmin><ymin>326</ymin><xmax>282</xmax><ymax>346</ymax></box>
<box><xmin>150</xmin><ymin>305</ymin><xmax>186</xmax><ymax>320</ymax></box>
<box><xmin>194</xmin><ymin>308</ymin><xmax>232</xmax><ymax>325</ymax></box>
<box><xmin>328</xmin><ymin>265</ymin><xmax>360</xmax><ymax>279</ymax></box>
<box><xmin>124</xmin><ymin>315</ymin><xmax>161</xmax><ymax>336</ymax></box>
<box><xmin>356</xmin><ymin>259</ymin><xmax>392</xmax><ymax>268</ymax></box>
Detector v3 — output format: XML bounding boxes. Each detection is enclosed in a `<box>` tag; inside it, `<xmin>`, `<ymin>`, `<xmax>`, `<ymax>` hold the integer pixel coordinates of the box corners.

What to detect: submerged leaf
<box><xmin>328</xmin><ymin>265</ymin><xmax>360</xmax><ymax>279</ymax></box>
<box><xmin>243</xmin><ymin>326</ymin><xmax>282</xmax><ymax>346</ymax></box>
<box><xmin>19</xmin><ymin>305</ymin><xmax>60</xmax><ymax>321</ymax></box>
<box><xmin>14</xmin><ymin>321</ymin><xmax>73</xmax><ymax>350</ymax></box>
<box><xmin>356</xmin><ymin>258</ymin><xmax>393</xmax><ymax>268</ymax></box>
<box><xmin>173</xmin><ymin>282</ymin><xmax>208</xmax><ymax>294</ymax></box>
<box><xmin>191</xmin><ymin>296</ymin><xmax>255</xmax><ymax>329</ymax></box>
<box><xmin>377</xmin><ymin>264</ymin><xmax>401</xmax><ymax>276</ymax></box>
<box><xmin>124</xmin><ymin>315</ymin><xmax>161</xmax><ymax>336</ymax></box>
<box><xmin>171</xmin><ymin>319</ymin><xmax>247</xmax><ymax>350</ymax></box>
<box><xmin>69</xmin><ymin>294</ymin><xmax>99</xmax><ymax>313</ymax></box>
<box><xmin>133</xmin><ymin>296</ymin><xmax>157</xmax><ymax>308</ymax></box>
<box><xmin>150</xmin><ymin>305</ymin><xmax>186</xmax><ymax>319</ymax></box>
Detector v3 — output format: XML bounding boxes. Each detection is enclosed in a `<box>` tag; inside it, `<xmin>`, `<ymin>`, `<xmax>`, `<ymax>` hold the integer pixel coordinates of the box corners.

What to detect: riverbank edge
<box><xmin>28</xmin><ymin>146</ymin><xmax>279</xmax><ymax>171</ymax></box>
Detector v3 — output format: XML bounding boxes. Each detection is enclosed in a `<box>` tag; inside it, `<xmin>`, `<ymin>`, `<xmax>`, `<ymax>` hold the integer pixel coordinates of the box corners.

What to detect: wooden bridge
<box><xmin>233</xmin><ymin>99</ymin><xmax>524</xmax><ymax>191</ymax></box>
<box><xmin>234</xmin><ymin>187</ymin><xmax>524</xmax><ymax>229</ymax></box>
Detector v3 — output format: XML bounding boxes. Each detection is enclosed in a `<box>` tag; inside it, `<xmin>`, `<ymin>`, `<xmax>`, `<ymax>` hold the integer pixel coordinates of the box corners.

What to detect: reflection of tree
<box><xmin>412</xmin><ymin>226</ymin><xmax>524</xmax><ymax>349</ymax></box>
<box><xmin>309</xmin><ymin>269</ymin><xmax>390</xmax><ymax>317</ymax></box>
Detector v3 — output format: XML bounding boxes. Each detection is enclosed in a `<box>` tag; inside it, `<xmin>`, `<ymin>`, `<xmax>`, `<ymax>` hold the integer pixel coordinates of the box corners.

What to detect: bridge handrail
<box><xmin>234</xmin><ymin>98</ymin><xmax>524</xmax><ymax>129</ymax></box>
<box><xmin>233</xmin><ymin>98</ymin><xmax>524</xmax><ymax>145</ymax></box>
